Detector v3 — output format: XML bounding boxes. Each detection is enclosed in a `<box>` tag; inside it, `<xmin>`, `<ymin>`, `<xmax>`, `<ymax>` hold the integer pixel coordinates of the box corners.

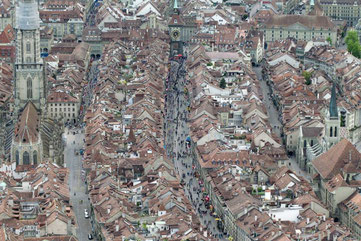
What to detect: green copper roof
<box><xmin>174</xmin><ymin>0</ymin><xmax>178</xmax><ymax>9</ymax></box>
<box><xmin>329</xmin><ymin>83</ymin><xmax>338</xmax><ymax>119</ymax></box>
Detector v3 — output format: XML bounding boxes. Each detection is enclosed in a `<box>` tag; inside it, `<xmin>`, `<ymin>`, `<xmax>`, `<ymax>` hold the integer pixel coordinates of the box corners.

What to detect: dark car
<box><xmin>88</xmin><ymin>233</ymin><xmax>93</xmax><ymax>240</ymax></box>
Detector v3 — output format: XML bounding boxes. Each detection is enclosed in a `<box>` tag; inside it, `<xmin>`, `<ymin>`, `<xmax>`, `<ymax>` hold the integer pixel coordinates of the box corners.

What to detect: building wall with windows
<box><xmin>47</xmin><ymin>92</ymin><xmax>80</xmax><ymax>124</ymax></box>
<box><xmin>277</xmin><ymin>0</ymin><xmax>301</xmax><ymax>14</ymax></box>
<box><xmin>317</xmin><ymin>0</ymin><xmax>361</xmax><ymax>27</ymax></box>
<box><xmin>48</xmin><ymin>101</ymin><xmax>80</xmax><ymax>123</ymax></box>
<box><xmin>41</xmin><ymin>21</ymin><xmax>84</xmax><ymax>39</ymax></box>
<box><xmin>0</xmin><ymin>9</ymin><xmax>14</xmax><ymax>32</ymax></box>
<box><xmin>261</xmin><ymin>15</ymin><xmax>337</xmax><ymax>45</ymax></box>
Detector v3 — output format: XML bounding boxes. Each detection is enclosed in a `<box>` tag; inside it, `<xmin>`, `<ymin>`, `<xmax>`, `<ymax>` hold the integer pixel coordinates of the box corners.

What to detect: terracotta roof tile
<box><xmin>312</xmin><ymin>139</ymin><xmax>361</xmax><ymax>179</ymax></box>
<box><xmin>14</xmin><ymin>102</ymin><xmax>39</xmax><ymax>144</ymax></box>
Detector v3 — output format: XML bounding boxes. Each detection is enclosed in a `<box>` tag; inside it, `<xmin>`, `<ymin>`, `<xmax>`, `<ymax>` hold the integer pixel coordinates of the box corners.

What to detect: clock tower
<box><xmin>168</xmin><ymin>0</ymin><xmax>184</xmax><ymax>57</ymax></box>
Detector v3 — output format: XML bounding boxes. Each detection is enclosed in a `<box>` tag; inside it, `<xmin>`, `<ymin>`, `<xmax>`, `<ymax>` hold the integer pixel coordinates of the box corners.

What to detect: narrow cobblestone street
<box><xmin>165</xmin><ymin>57</ymin><xmax>226</xmax><ymax>239</ymax></box>
<box><xmin>253</xmin><ymin>66</ymin><xmax>311</xmax><ymax>181</ymax></box>
<box><xmin>64</xmin><ymin>128</ymin><xmax>94</xmax><ymax>241</ymax></box>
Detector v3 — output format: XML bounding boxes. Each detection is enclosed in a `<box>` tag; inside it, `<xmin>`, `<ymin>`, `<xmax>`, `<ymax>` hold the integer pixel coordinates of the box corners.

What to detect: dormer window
<box><xmin>174</xmin><ymin>19</ymin><xmax>177</xmax><ymax>24</ymax></box>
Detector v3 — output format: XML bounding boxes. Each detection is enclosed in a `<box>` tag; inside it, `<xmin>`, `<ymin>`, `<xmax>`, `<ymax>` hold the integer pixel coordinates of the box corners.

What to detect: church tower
<box><xmin>14</xmin><ymin>0</ymin><xmax>46</xmax><ymax>113</ymax></box>
<box><xmin>324</xmin><ymin>84</ymin><xmax>340</xmax><ymax>149</ymax></box>
<box><xmin>168</xmin><ymin>0</ymin><xmax>184</xmax><ymax>57</ymax></box>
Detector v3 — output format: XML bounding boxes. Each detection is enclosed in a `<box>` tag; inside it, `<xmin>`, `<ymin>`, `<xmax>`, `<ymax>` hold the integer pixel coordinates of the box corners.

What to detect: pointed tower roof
<box><xmin>14</xmin><ymin>101</ymin><xmax>40</xmax><ymax>144</ymax></box>
<box><xmin>174</xmin><ymin>0</ymin><xmax>178</xmax><ymax>9</ymax></box>
<box><xmin>329</xmin><ymin>83</ymin><xmax>338</xmax><ymax>119</ymax></box>
<box><xmin>308</xmin><ymin>0</ymin><xmax>324</xmax><ymax>16</ymax></box>
<box><xmin>127</xmin><ymin>126</ymin><xmax>136</xmax><ymax>144</ymax></box>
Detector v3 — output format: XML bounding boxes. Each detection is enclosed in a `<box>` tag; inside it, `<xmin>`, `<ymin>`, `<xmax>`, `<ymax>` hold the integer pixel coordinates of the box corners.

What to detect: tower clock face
<box><xmin>171</xmin><ymin>29</ymin><xmax>181</xmax><ymax>41</ymax></box>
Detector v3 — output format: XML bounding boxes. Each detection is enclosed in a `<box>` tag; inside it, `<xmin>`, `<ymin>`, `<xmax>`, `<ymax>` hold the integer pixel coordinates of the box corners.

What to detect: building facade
<box><xmin>317</xmin><ymin>0</ymin><xmax>361</xmax><ymax>27</ymax></box>
<box><xmin>324</xmin><ymin>84</ymin><xmax>341</xmax><ymax>149</ymax></box>
<box><xmin>169</xmin><ymin>0</ymin><xmax>184</xmax><ymax>56</ymax></box>
<box><xmin>0</xmin><ymin>1</ymin><xmax>14</xmax><ymax>32</ymax></box>
<box><xmin>14</xmin><ymin>0</ymin><xmax>46</xmax><ymax>113</ymax></box>
<box><xmin>47</xmin><ymin>91</ymin><xmax>80</xmax><ymax>124</ymax></box>
<box><xmin>10</xmin><ymin>0</ymin><xmax>64</xmax><ymax>168</ymax></box>
<box><xmin>39</xmin><ymin>4</ymin><xmax>84</xmax><ymax>40</ymax></box>
<box><xmin>261</xmin><ymin>15</ymin><xmax>337</xmax><ymax>45</ymax></box>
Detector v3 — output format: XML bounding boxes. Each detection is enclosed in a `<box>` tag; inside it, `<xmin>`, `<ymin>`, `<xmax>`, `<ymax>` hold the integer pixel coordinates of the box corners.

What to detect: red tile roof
<box><xmin>312</xmin><ymin>139</ymin><xmax>361</xmax><ymax>179</ymax></box>
<box><xmin>14</xmin><ymin>102</ymin><xmax>39</xmax><ymax>144</ymax></box>
<box><xmin>47</xmin><ymin>91</ymin><xmax>78</xmax><ymax>103</ymax></box>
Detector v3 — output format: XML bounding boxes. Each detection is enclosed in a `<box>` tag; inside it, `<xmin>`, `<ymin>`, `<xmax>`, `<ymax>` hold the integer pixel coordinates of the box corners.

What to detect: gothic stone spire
<box><xmin>329</xmin><ymin>83</ymin><xmax>338</xmax><ymax>119</ymax></box>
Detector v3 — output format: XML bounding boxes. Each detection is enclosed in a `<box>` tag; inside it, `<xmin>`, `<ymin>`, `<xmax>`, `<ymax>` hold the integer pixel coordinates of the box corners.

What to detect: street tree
<box><xmin>326</xmin><ymin>36</ymin><xmax>332</xmax><ymax>46</ymax></box>
<box><xmin>220</xmin><ymin>78</ymin><xmax>226</xmax><ymax>89</ymax></box>
<box><xmin>345</xmin><ymin>30</ymin><xmax>361</xmax><ymax>58</ymax></box>
<box><xmin>302</xmin><ymin>71</ymin><xmax>312</xmax><ymax>85</ymax></box>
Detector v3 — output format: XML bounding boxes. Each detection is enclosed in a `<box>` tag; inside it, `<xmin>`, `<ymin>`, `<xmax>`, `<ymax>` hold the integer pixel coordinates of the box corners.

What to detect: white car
<box><xmin>84</xmin><ymin>209</ymin><xmax>89</xmax><ymax>218</ymax></box>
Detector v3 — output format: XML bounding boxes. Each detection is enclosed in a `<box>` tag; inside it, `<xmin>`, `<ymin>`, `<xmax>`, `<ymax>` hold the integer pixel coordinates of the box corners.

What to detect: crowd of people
<box><xmin>164</xmin><ymin>54</ymin><xmax>226</xmax><ymax>239</ymax></box>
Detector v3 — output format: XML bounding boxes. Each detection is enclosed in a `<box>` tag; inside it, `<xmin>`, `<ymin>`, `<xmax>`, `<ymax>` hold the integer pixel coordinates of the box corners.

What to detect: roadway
<box><xmin>253</xmin><ymin>66</ymin><xmax>282</xmax><ymax>137</ymax></box>
<box><xmin>253</xmin><ymin>66</ymin><xmax>311</xmax><ymax>180</ymax></box>
<box><xmin>164</xmin><ymin>57</ymin><xmax>226</xmax><ymax>239</ymax></box>
<box><xmin>64</xmin><ymin>128</ymin><xmax>95</xmax><ymax>241</ymax></box>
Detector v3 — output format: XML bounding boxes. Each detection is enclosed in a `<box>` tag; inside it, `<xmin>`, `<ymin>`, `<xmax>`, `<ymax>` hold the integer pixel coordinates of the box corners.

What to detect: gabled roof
<box><xmin>0</xmin><ymin>24</ymin><xmax>14</xmax><ymax>43</ymax></box>
<box><xmin>312</xmin><ymin>139</ymin><xmax>361</xmax><ymax>179</ymax></box>
<box><xmin>264</xmin><ymin>15</ymin><xmax>336</xmax><ymax>30</ymax></box>
<box><xmin>168</xmin><ymin>13</ymin><xmax>185</xmax><ymax>26</ymax></box>
<box><xmin>47</xmin><ymin>91</ymin><xmax>78</xmax><ymax>103</ymax></box>
<box><xmin>14</xmin><ymin>102</ymin><xmax>39</xmax><ymax>144</ymax></box>
<box><xmin>301</xmin><ymin>126</ymin><xmax>323</xmax><ymax>138</ymax></box>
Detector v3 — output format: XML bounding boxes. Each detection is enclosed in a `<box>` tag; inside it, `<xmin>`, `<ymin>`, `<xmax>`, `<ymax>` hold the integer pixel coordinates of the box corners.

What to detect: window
<box><xmin>26</xmin><ymin>42</ymin><xmax>31</xmax><ymax>52</ymax></box>
<box><xmin>330</xmin><ymin>127</ymin><xmax>333</xmax><ymax>137</ymax></box>
<box><xmin>15</xmin><ymin>150</ymin><xmax>19</xmax><ymax>166</ymax></box>
<box><xmin>27</xmin><ymin>78</ymin><xmax>32</xmax><ymax>99</ymax></box>
<box><xmin>33</xmin><ymin>151</ymin><xmax>37</xmax><ymax>165</ymax></box>
<box><xmin>334</xmin><ymin>127</ymin><xmax>337</xmax><ymax>137</ymax></box>
<box><xmin>23</xmin><ymin>151</ymin><xmax>30</xmax><ymax>165</ymax></box>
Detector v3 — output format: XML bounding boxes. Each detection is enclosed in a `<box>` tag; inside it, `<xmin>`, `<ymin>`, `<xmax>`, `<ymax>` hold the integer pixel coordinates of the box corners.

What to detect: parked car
<box><xmin>88</xmin><ymin>233</ymin><xmax>93</xmax><ymax>240</ymax></box>
<box><xmin>84</xmin><ymin>209</ymin><xmax>89</xmax><ymax>219</ymax></box>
